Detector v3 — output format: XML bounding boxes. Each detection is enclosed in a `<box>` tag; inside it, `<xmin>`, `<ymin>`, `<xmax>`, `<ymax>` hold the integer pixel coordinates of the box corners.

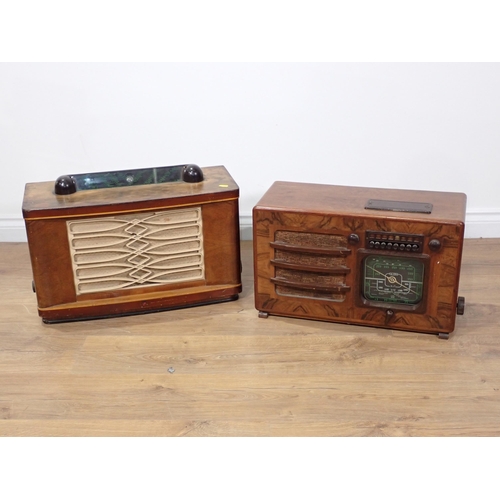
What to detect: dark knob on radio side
<box><xmin>54</xmin><ymin>175</ymin><xmax>77</xmax><ymax>195</ymax></box>
<box><xmin>428</xmin><ymin>239</ymin><xmax>442</xmax><ymax>251</ymax></box>
<box><xmin>457</xmin><ymin>296</ymin><xmax>465</xmax><ymax>315</ymax></box>
<box><xmin>182</xmin><ymin>164</ymin><xmax>204</xmax><ymax>183</ymax></box>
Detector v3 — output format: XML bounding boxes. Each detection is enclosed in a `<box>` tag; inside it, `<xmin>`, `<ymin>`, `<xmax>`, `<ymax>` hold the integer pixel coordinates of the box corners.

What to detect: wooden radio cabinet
<box><xmin>23</xmin><ymin>164</ymin><xmax>241</xmax><ymax>323</ymax></box>
<box><xmin>253</xmin><ymin>181</ymin><xmax>466</xmax><ymax>338</ymax></box>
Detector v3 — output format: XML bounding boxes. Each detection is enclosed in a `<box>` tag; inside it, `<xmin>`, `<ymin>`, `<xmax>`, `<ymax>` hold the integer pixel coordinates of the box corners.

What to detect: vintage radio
<box><xmin>253</xmin><ymin>181</ymin><xmax>466</xmax><ymax>339</ymax></box>
<box><xmin>22</xmin><ymin>164</ymin><xmax>241</xmax><ymax>323</ymax></box>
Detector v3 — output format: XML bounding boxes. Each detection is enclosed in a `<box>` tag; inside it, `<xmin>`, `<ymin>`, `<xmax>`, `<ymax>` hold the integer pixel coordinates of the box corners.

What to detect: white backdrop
<box><xmin>2</xmin><ymin>62</ymin><xmax>499</xmax><ymax>240</ymax></box>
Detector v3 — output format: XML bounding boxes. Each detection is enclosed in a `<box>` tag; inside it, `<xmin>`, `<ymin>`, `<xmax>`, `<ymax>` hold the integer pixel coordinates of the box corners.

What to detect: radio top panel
<box><xmin>255</xmin><ymin>181</ymin><xmax>466</xmax><ymax>224</ymax></box>
<box><xmin>22</xmin><ymin>165</ymin><xmax>239</xmax><ymax>220</ymax></box>
<box><xmin>53</xmin><ymin>164</ymin><xmax>204</xmax><ymax>195</ymax></box>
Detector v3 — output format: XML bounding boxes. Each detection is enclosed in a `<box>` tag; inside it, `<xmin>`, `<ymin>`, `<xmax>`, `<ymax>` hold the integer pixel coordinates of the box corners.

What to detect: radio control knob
<box><xmin>348</xmin><ymin>233</ymin><xmax>360</xmax><ymax>245</ymax></box>
<box><xmin>386</xmin><ymin>242</ymin><xmax>393</xmax><ymax>250</ymax></box>
<box><xmin>182</xmin><ymin>164</ymin><xmax>204</xmax><ymax>183</ymax></box>
<box><xmin>429</xmin><ymin>239</ymin><xmax>442</xmax><ymax>251</ymax></box>
<box><xmin>406</xmin><ymin>244</ymin><xmax>412</xmax><ymax>251</ymax></box>
<box><xmin>54</xmin><ymin>175</ymin><xmax>77</xmax><ymax>195</ymax></box>
<box><xmin>393</xmin><ymin>243</ymin><xmax>399</xmax><ymax>250</ymax></box>
<box><xmin>374</xmin><ymin>241</ymin><xmax>380</xmax><ymax>249</ymax></box>
<box><xmin>412</xmin><ymin>244</ymin><xmax>419</xmax><ymax>252</ymax></box>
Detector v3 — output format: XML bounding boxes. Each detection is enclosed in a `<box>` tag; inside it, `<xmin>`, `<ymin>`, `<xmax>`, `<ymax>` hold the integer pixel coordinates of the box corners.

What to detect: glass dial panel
<box><xmin>71</xmin><ymin>165</ymin><xmax>184</xmax><ymax>191</ymax></box>
<box><xmin>362</xmin><ymin>255</ymin><xmax>425</xmax><ymax>305</ymax></box>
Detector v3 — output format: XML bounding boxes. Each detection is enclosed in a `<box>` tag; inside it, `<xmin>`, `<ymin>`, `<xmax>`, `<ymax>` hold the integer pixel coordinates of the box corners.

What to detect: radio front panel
<box><xmin>253</xmin><ymin>181</ymin><xmax>466</xmax><ymax>338</ymax></box>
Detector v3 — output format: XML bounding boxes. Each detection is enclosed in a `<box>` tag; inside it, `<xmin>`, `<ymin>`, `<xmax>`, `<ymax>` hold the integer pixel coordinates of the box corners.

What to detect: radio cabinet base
<box><xmin>38</xmin><ymin>285</ymin><xmax>241</xmax><ymax>323</ymax></box>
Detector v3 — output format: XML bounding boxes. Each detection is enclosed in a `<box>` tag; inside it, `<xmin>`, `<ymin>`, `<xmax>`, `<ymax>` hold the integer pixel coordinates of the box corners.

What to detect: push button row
<box><xmin>368</xmin><ymin>240</ymin><xmax>420</xmax><ymax>252</ymax></box>
<box><xmin>365</xmin><ymin>231</ymin><xmax>424</xmax><ymax>253</ymax></box>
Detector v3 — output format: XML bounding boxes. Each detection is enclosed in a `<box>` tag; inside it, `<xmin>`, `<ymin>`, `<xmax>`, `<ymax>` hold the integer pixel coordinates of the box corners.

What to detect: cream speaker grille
<box><xmin>270</xmin><ymin>230</ymin><xmax>351</xmax><ymax>302</ymax></box>
<box><xmin>67</xmin><ymin>207</ymin><xmax>205</xmax><ymax>294</ymax></box>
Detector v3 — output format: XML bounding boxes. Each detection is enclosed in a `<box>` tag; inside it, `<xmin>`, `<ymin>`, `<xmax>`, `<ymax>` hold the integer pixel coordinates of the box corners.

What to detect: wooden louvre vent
<box><xmin>270</xmin><ymin>230</ymin><xmax>351</xmax><ymax>302</ymax></box>
<box><xmin>67</xmin><ymin>207</ymin><xmax>205</xmax><ymax>295</ymax></box>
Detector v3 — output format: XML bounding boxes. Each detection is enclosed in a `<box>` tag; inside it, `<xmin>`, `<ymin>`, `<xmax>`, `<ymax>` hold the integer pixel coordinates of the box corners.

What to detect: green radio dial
<box><xmin>362</xmin><ymin>255</ymin><xmax>425</xmax><ymax>305</ymax></box>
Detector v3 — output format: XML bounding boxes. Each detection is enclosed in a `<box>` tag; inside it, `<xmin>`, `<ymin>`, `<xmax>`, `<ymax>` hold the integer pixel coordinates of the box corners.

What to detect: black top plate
<box><xmin>365</xmin><ymin>199</ymin><xmax>433</xmax><ymax>214</ymax></box>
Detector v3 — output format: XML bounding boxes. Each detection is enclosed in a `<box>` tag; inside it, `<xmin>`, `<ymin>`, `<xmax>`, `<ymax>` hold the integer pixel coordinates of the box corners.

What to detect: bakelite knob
<box><xmin>54</xmin><ymin>175</ymin><xmax>77</xmax><ymax>195</ymax></box>
<box><xmin>182</xmin><ymin>164</ymin><xmax>204</xmax><ymax>183</ymax></box>
<box><xmin>348</xmin><ymin>233</ymin><xmax>360</xmax><ymax>245</ymax></box>
<box><xmin>385</xmin><ymin>309</ymin><xmax>395</xmax><ymax>325</ymax></box>
<box><xmin>429</xmin><ymin>239</ymin><xmax>442</xmax><ymax>251</ymax></box>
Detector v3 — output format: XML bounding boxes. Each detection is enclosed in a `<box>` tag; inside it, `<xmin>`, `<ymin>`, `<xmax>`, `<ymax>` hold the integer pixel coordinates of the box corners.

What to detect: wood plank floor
<box><xmin>0</xmin><ymin>239</ymin><xmax>499</xmax><ymax>436</ymax></box>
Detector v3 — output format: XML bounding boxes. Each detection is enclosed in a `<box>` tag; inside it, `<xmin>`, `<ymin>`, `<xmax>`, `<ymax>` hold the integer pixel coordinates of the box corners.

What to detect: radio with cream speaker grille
<box><xmin>253</xmin><ymin>181</ymin><xmax>466</xmax><ymax>339</ymax></box>
<box><xmin>22</xmin><ymin>164</ymin><xmax>241</xmax><ymax>323</ymax></box>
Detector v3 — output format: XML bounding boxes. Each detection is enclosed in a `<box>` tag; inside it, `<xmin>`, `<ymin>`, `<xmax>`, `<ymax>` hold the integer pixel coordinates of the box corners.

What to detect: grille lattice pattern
<box><xmin>67</xmin><ymin>208</ymin><xmax>204</xmax><ymax>294</ymax></box>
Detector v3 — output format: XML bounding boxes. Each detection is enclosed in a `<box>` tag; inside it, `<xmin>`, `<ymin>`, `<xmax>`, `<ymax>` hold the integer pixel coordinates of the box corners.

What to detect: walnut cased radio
<box><xmin>22</xmin><ymin>164</ymin><xmax>241</xmax><ymax>323</ymax></box>
<box><xmin>253</xmin><ymin>181</ymin><xmax>466</xmax><ymax>339</ymax></box>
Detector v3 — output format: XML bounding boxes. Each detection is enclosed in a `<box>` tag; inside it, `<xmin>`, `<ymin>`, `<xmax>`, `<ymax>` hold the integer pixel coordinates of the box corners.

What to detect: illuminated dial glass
<box><xmin>362</xmin><ymin>255</ymin><xmax>425</xmax><ymax>305</ymax></box>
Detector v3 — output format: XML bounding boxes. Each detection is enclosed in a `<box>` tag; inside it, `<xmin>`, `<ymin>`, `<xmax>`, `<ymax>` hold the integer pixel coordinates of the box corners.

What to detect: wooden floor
<box><xmin>0</xmin><ymin>239</ymin><xmax>499</xmax><ymax>436</ymax></box>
